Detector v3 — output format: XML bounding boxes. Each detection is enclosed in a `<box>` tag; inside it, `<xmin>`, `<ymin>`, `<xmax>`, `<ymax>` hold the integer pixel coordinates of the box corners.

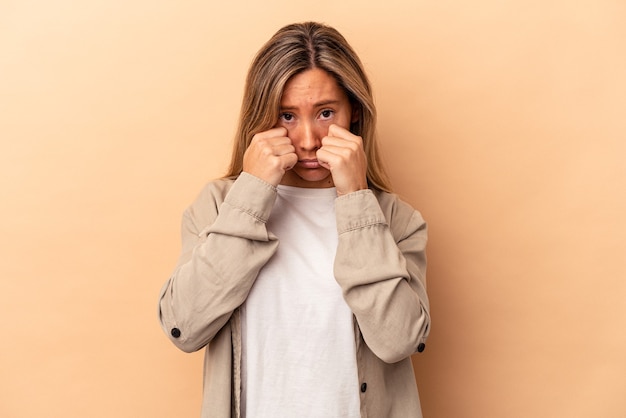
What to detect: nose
<box><xmin>292</xmin><ymin>121</ymin><xmax>321</xmax><ymax>152</ymax></box>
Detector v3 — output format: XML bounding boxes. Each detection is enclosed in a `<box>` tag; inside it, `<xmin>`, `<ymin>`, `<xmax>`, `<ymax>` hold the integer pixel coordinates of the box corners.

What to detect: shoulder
<box><xmin>184</xmin><ymin>173</ymin><xmax>277</xmax><ymax>228</ymax></box>
<box><xmin>191</xmin><ymin>176</ymin><xmax>237</xmax><ymax>208</ymax></box>
<box><xmin>373</xmin><ymin>189</ymin><xmax>426</xmax><ymax>240</ymax></box>
<box><xmin>372</xmin><ymin>189</ymin><xmax>419</xmax><ymax>219</ymax></box>
<box><xmin>195</xmin><ymin>176</ymin><xmax>238</xmax><ymax>204</ymax></box>
<box><xmin>183</xmin><ymin>176</ymin><xmax>237</xmax><ymax>227</ymax></box>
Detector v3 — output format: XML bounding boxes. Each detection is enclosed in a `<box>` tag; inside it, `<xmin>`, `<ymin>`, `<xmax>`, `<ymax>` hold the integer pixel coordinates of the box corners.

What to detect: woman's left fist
<box><xmin>316</xmin><ymin>124</ymin><xmax>368</xmax><ymax>196</ymax></box>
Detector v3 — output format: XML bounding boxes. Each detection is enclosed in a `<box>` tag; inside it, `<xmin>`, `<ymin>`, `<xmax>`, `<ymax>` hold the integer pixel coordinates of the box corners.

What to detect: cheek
<box><xmin>334</xmin><ymin>113</ymin><xmax>353</xmax><ymax>130</ymax></box>
<box><xmin>317</xmin><ymin>114</ymin><xmax>350</xmax><ymax>133</ymax></box>
<box><xmin>316</xmin><ymin>123</ymin><xmax>333</xmax><ymax>138</ymax></box>
<box><xmin>274</xmin><ymin>119</ymin><xmax>287</xmax><ymax>129</ymax></box>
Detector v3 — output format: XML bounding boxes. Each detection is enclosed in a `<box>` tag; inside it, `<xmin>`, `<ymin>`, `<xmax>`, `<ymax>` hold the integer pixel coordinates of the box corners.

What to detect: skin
<box><xmin>242</xmin><ymin>68</ymin><xmax>368</xmax><ymax>196</ymax></box>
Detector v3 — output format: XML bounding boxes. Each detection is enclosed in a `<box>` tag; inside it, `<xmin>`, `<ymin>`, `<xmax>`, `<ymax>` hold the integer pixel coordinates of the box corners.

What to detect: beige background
<box><xmin>1</xmin><ymin>0</ymin><xmax>625</xmax><ymax>417</ymax></box>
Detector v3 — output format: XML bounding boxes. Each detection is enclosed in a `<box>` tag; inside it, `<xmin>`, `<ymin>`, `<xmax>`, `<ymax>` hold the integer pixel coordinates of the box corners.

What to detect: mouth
<box><xmin>298</xmin><ymin>159</ymin><xmax>322</xmax><ymax>169</ymax></box>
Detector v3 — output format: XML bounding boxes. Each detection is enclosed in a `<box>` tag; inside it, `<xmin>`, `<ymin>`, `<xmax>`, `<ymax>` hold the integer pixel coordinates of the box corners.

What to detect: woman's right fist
<box><xmin>242</xmin><ymin>127</ymin><xmax>297</xmax><ymax>186</ymax></box>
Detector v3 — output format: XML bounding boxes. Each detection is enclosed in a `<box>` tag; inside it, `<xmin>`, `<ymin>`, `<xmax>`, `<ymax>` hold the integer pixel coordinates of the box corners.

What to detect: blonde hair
<box><xmin>226</xmin><ymin>21</ymin><xmax>392</xmax><ymax>192</ymax></box>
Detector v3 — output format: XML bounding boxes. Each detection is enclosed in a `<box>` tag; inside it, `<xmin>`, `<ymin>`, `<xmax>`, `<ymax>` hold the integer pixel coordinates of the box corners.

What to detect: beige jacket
<box><xmin>158</xmin><ymin>172</ymin><xmax>430</xmax><ymax>417</ymax></box>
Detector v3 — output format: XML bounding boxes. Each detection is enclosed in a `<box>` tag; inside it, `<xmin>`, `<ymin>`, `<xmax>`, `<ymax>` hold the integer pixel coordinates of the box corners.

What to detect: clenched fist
<box><xmin>317</xmin><ymin>124</ymin><xmax>368</xmax><ymax>196</ymax></box>
<box><xmin>242</xmin><ymin>127</ymin><xmax>298</xmax><ymax>187</ymax></box>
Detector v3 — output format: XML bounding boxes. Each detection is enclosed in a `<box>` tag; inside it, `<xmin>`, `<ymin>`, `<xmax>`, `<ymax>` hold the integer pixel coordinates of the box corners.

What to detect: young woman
<box><xmin>158</xmin><ymin>22</ymin><xmax>430</xmax><ymax>418</ymax></box>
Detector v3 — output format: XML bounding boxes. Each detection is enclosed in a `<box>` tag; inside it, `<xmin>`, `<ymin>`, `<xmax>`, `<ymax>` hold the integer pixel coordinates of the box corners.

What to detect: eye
<box><xmin>319</xmin><ymin>109</ymin><xmax>334</xmax><ymax>120</ymax></box>
<box><xmin>279</xmin><ymin>113</ymin><xmax>294</xmax><ymax>122</ymax></box>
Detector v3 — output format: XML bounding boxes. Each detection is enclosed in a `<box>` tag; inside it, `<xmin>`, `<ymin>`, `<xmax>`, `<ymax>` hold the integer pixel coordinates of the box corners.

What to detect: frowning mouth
<box><xmin>298</xmin><ymin>159</ymin><xmax>322</xmax><ymax>169</ymax></box>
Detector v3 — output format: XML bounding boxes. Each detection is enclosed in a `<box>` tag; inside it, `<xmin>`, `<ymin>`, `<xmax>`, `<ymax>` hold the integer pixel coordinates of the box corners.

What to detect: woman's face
<box><xmin>276</xmin><ymin>67</ymin><xmax>357</xmax><ymax>188</ymax></box>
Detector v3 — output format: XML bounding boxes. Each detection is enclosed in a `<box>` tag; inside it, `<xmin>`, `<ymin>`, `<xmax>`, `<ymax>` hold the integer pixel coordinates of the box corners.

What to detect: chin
<box><xmin>285</xmin><ymin>168</ymin><xmax>334</xmax><ymax>188</ymax></box>
<box><xmin>301</xmin><ymin>166</ymin><xmax>331</xmax><ymax>178</ymax></box>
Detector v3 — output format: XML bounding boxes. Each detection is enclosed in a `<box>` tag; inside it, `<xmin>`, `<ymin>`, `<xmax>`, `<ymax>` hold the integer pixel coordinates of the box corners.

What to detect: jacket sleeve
<box><xmin>158</xmin><ymin>173</ymin><xmax>279</xmax><ymax>353</ymax></box>
<box><xmin>334</xmin><ymin>189</ymin><xmax>430</xmax><ymax>363</ymax></box>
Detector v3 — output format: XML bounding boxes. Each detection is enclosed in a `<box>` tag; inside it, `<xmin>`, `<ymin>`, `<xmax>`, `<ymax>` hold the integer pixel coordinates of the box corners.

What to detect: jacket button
<box><xmin>171</xmin><ymin>328</ymin><xmax>181</xmax><ymax>338</ymax></box>
<box><xmin>360</xmin><ymin>383</ymin><xmax>367</xmax><ymax>393</ymax></box>
<box><xmin>417</xmin><ymin>342</ymin><xmax>426</xmax><ymax>353</ymax></box>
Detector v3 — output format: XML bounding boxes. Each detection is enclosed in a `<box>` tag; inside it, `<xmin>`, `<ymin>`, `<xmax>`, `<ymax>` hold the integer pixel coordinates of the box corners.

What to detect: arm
<box><xmin>158</xmin><ymin>173</ymin><xmax>279</xmax><ymax>353</ymax></box>
<box><xmin>334</xmin><ymin>189</ymin><xmax>430</xmax><ymax>363</ymax></box>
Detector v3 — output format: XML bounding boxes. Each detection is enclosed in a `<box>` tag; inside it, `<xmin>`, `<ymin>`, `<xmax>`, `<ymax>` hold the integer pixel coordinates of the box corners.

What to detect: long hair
<box><xmin>225</xmin><ymin>22</ymin><xmax>392</xmax><ymax>192</ymax></box>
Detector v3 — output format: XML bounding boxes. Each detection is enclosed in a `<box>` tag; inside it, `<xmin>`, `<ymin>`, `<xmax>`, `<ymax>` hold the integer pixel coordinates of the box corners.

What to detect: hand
<box><xmin>316</xmin><ymin>124</ymin><xmax>368</xmax><ymax>196</ymax></box>
<box><xmin>242</xmin><ymin>127</ymin><xmax>298</xmax><ymax>186</ymax></box>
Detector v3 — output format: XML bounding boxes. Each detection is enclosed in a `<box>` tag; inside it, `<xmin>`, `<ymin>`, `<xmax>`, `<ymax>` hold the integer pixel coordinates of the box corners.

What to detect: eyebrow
<box><xmin>279</xmin><ymin>99</ymin><xmax>342</xmax><ymax>111</ymax></box>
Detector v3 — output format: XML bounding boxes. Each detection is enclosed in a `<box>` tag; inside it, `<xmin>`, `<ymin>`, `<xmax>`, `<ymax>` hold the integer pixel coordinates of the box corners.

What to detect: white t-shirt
<box><xmin>241</xmin><ymin>185</ymin><xmax>360</xmax><ymax>418</ymax></box>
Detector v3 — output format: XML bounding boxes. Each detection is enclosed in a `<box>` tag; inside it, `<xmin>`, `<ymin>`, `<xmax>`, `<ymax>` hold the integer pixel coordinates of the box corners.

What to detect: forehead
<box><xmin>281</xmin><ymin>68</ymin><xmax>347</xmax><ymax>105</ymax></box>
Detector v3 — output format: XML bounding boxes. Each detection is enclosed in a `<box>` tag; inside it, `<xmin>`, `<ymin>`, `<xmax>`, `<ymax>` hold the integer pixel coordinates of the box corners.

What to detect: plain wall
<box><xmin>1</xmin><ymin>0</ymin><xmax>625</xmax><ymax>417</ymax></box>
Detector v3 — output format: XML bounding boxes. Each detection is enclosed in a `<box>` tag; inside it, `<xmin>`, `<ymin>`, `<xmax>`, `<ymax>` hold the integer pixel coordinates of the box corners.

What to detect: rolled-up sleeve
<box><xmin>158</xmin><ymin>173</ymin><xmax>280</xmax><ymax>353</ymax></box>
<box><xmin>334</xmin><ymin>189</ymin><xmax>430</xmax><ymax>363</ymax></box>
